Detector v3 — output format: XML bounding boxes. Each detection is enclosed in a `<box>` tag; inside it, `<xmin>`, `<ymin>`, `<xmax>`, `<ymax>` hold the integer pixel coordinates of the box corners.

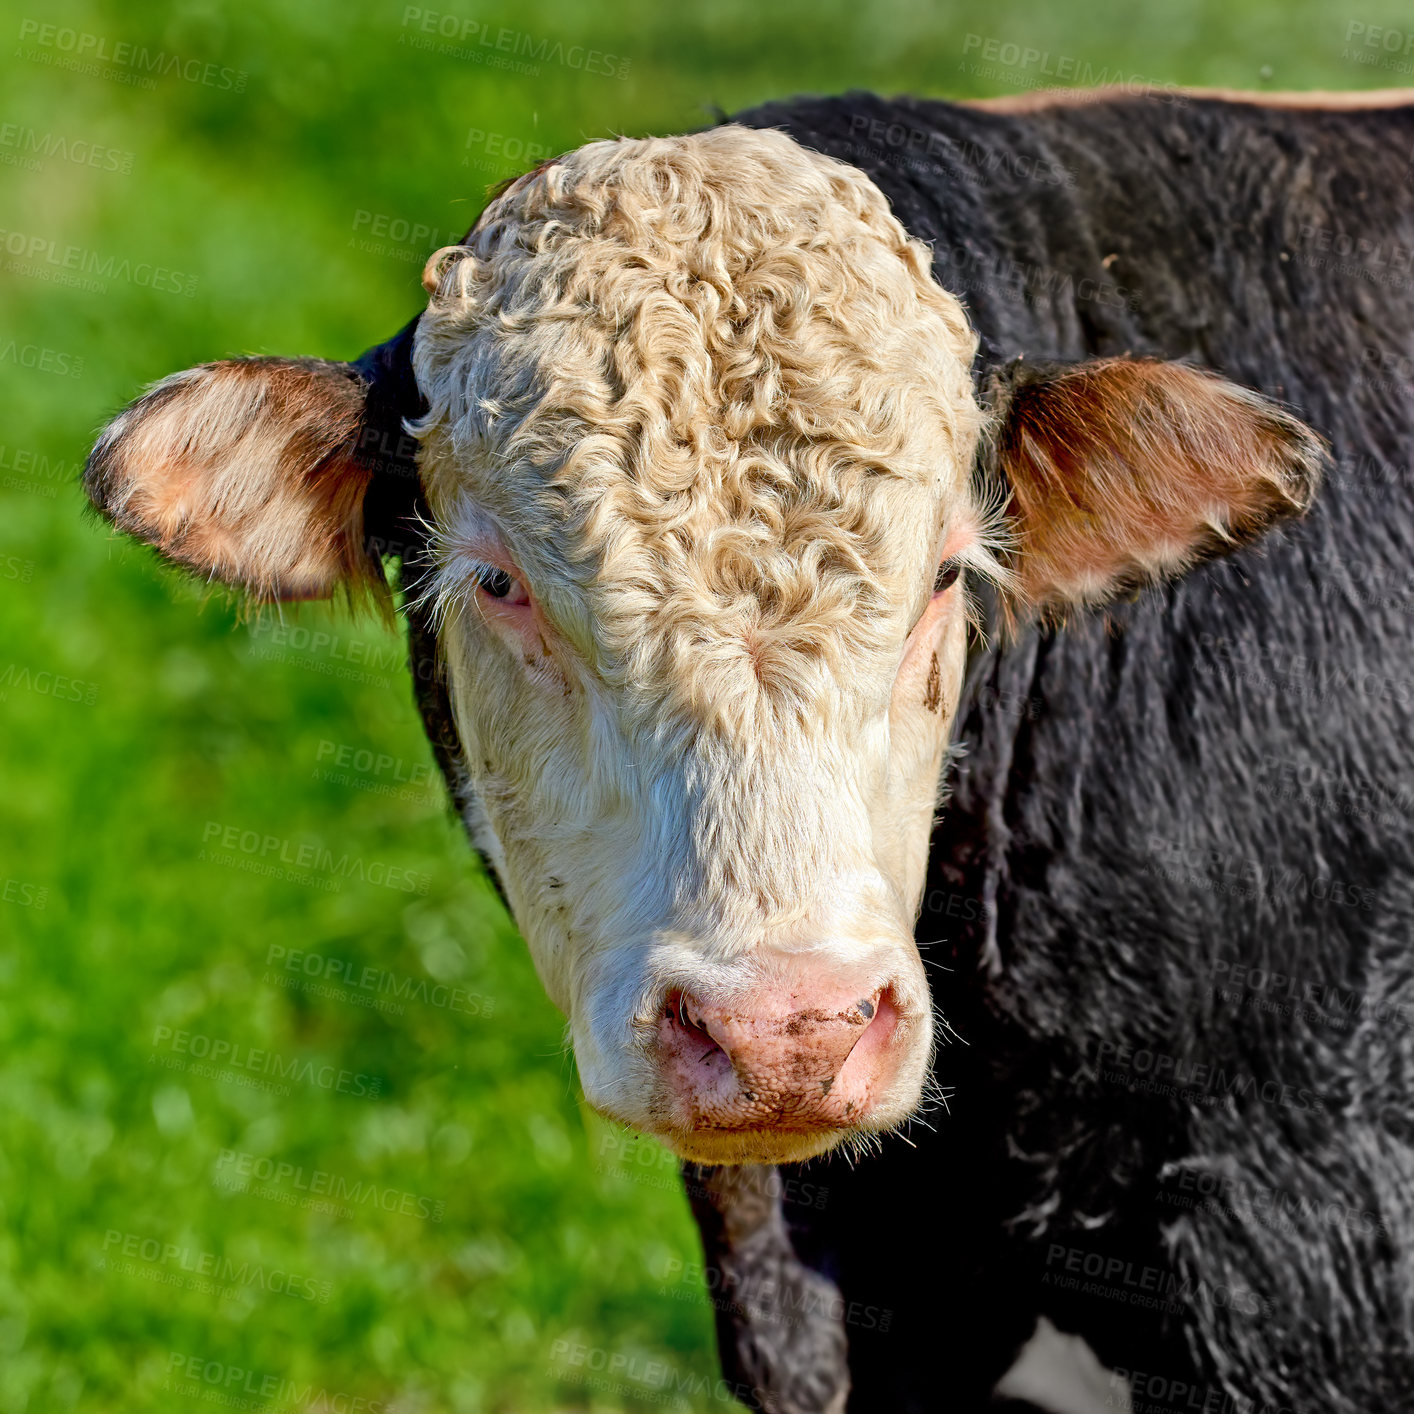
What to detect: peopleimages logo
<box><xmin>2</xmin><ymin>877</ymin><xmax>48</xmax><ymax>909</ymax></box>
<box><xmin>958</xmin><ymin>33</ymin><xmax>1183</xmax><ymax>102</ymax></box>
<box><xmin>0</xmin><ymin>661</ymin><xmax>99</xmax><ymax>706</ymax></box>
<box><xmin>149</xmin><ymin>1025</ymin><xmax>383</xmax><ymax>1099</ymax></box>
<box><xmin>398</xmin><ymin>8</ymin><xmax>630</xmax><ymax>80</ymax></box>
<box><xmin>0</xmin><ymin>445</ymin><xmax>78</xmax><ymax>499</ymax></box>
<box><xmin>1091</xmin><ymin>1037</ymin><xmax>1327</xmax><ymax>1114</ymax></box>
<box><xmin>166</xmin><ymin>1352</ymin><xmax>387</xmax><ymax>1412</ymax></box>
<box><xmin>1111</xmin><ymin>1365</ymin><xmax>1298</xmax><ymax>1414</ymax></box>
<box><xmin>1042</xmin><ymin>1242</ymin><xmax>1270</xmax><ymax>1319</ymax></box>
<box><xmin>200</xmin><ymin>820</ymin><xmax>432</xmax><ymax>895</ymax></box>
<box><xmin>549</xmin><ymin>1338</ymin><xmax>760</xmax><ymax>1409</ymax></box>
<box><xmin>463</xmin><ymin>125</ymin><xmax>554</xmax><ymax>173</ymax></box>
<box><xmin>215</xmin><ymin>1148</ymin><xmax>445</xmax><ymax>1222</ymax></box>
<box><xmin>245</xmin><ymin>618</ymin><xmax>405</xmax><ymax>688</ymax></box>
<box><xmin>843</xmin><ymin>111</ymin><xmax>1075</xmax><ymax>189</ymax></box>
<box><xmin>16</xmin><ymin>19</ymin><xmax>248</xmax><ymax>91</ymax></box>
<box><xmin>0</xmin><ymin>226</ymin><xmax>198</xmax><ymax>296</ymax></box>
<box><xmin>100</xmin><ymin>1229</ymin><xmax>331</xmax><ymax>1304</ymax></box>
<box><xmin>1145</xmin><ymin>833</ymin><xmax>1377</xmax><ymax>913</ymax></box>
<box><xmin>0</xmin><ymin>120</ymin><xmax>135</xmax><ymax>174</ymax></box>
<box><xmin>263</xmin><ymin>943</ymin><xmax>494</xmax><ymax>1018</ymax></box>
<box><xmin>0</xmin><ymin>339</ymin><xmax>84</xmax><ymax>377</ymax></box>
<box><xmin>1161</xmin><ymin>1165</ymin><xmax>1390</xmax><ymax>1240</ymax></box>
<box><xmin>313</xmin><ymin>738</ymin><xmax>436</xmax><ymax>798</ymax></box>
<box><xmin>658</xmin><ymin>1255</ymin><xmax>891</xmax><ymax>1333</ymax></box>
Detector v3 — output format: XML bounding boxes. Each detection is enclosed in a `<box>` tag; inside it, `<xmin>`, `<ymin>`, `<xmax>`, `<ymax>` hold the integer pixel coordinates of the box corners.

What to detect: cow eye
<box><xmin>933</xmin><ymin>560</ymin><xmax>961</xmax><ymax>594</ymax></box>
<box><xmin>476</xmin><ymin>567</ymin><xmax>513</xmax><ymax>598</ymax></box>
<box><xmin>473</xmin><ymin>565</ymin><xmax>532</xmax><ymax>609</ymax></box>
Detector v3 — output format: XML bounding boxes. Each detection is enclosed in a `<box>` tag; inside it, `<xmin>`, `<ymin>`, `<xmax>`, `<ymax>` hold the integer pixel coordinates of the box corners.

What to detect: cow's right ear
<box><xmin>85</xmin><ymin>356</ymin><xmax>388</xmax><ymax>603</ymax></box>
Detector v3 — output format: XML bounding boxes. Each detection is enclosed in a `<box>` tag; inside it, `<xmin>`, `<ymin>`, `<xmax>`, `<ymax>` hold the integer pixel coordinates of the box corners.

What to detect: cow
<box><xmin>84</xmin><ymin>85</ymin><xmax>1414</xmax><ymax>1413</ymax></box>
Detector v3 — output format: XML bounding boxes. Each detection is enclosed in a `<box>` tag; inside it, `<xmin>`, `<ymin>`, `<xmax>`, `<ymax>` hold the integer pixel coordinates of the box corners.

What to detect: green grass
<box><xmin>1</xmin><ymin>0</ymin><xmax>1408</xmax><ymax>1407</ymax></box>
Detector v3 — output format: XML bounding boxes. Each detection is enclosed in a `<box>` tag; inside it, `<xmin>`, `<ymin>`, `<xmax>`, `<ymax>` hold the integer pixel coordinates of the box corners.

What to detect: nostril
<box><xmin>665</xmin><ymin>991</ymin><xmax>727</xmax><ymax>1064</ymax></box>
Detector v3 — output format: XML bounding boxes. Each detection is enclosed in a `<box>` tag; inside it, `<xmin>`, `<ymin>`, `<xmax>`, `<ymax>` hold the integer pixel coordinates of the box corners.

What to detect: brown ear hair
<box><xmin>985</xmin><ymin>357</ymin><xmax>1326</xmax><ymax>616</ymax></box>
<box><xmin>84</xmin><ymin>357</ymin><xmax>387</xmax><ymax>603</ymax></box>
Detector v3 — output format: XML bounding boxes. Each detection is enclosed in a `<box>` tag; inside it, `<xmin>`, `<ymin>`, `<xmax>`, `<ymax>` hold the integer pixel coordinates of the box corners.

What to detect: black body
<box><xmin>704</xmin><ymin>90</ymin><xmax>1414</xmax><ymax>1413</ymax></box>
<box><xmin>361</xmin><ymin>90</ymin><xmax>1414</xmax><ymax>1413</ymax></box>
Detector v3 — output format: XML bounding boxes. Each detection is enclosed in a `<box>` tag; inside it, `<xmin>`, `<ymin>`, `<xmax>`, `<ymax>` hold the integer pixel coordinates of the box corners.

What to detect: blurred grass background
<box><xmin>0</xmin><ymin>0</ymin><xmax>1409</xmax><ymax>1408</ymax></box>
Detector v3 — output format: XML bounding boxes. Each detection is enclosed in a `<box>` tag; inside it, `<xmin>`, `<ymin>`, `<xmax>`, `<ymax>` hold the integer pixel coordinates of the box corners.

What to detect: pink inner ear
<box><xmin>89</xmin><ymin>358</ymin><xmax>382</xmax><ymax>603</ymax></box>
<box><xmin>996</xmin><ymin>359</ymin><xmax>1323</xmax><ymax>613</ymax></box>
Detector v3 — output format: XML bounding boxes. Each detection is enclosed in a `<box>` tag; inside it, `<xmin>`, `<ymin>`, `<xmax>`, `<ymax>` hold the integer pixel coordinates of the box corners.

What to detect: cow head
<box><xmin>85</xmin><ymin>125</ymin><xmax>1322</xmax><ymax>1164</ymax></box>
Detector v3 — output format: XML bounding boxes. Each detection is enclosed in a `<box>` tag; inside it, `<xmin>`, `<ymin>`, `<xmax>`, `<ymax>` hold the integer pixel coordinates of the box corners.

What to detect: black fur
<box><xmin>708</xmin><ymin>90</ymin><xmax>1414</xmax><ymax>1413</ymax></box>
<box><xmin>351</xmin><ymin>317</ymin><xmax>510</xmax><ymax>907</ymax></box>
<box><xmin>356</xmin><ymin>91</ymin><xmax>1414</xmax><ymax>1413</ymax></box>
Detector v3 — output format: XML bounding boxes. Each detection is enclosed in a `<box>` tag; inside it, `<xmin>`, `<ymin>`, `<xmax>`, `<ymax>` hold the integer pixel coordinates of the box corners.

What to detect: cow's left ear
<box><xmin>985</xmin><ymin>357</ymin><xmax>1326</xmax><ymax>616</ymax></box>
